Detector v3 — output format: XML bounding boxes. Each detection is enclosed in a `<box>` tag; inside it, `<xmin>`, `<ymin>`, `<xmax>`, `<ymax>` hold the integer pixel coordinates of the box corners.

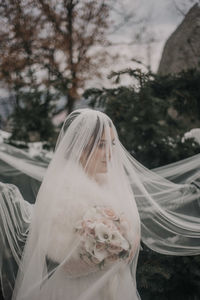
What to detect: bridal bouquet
<box><xmin>75</xmin><ymin>206</ymin><xmax>132</xmax><ymax>269</ymax></box>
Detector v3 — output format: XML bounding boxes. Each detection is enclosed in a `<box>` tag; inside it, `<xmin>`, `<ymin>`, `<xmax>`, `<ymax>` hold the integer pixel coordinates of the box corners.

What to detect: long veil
<box><xmin>0</xmin><ymin>108</ymin><xmax>200</xmax><ymax>300</ymax></box>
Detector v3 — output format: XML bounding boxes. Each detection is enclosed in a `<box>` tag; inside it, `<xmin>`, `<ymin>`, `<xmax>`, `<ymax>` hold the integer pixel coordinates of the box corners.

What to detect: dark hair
<box><xmin>63</xmin><ymin>111</ymin><xmax>81</xmax><ymax>133</ymax></box>
<box><xmin>63</xmin><ymin>110</ymin><xmax>111</xmax><ymax>159</ymax></box>
<box><xmin>85</xmin><ymin>116</ymin><xmax>101</xmax><ymax>159</ymax></box>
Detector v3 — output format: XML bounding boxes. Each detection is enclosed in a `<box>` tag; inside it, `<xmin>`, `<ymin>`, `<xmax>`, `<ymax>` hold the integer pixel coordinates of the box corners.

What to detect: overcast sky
<box><xmin>88</xmin><ymin>0</ymin><xmax>199</xmax><ymax>89</ymax></box>
<box><xmin>0</xmin><ymin>0</ymin><xmax>199</xmax><ymax>95</ymax></box>
<box><xmin>109</xmin><ymin>0</ymin><xmax>199</xmax><ymax>71</ymax></box>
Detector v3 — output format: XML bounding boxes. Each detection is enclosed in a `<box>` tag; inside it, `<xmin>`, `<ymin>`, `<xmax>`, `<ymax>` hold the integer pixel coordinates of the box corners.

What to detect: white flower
<box><xmin>94</xmin><ymin>223</ymin><xmax>112</xmax><ymax>242</ymax></box>
<box><xmin>75</xmin><ymin>220</ymin><xmax>96</xmax><ymax>236</ymax></box>
<box><xmin>107</xmin><ymin>245</ymin><xmax>123</xmax><ymax>254</ymax></box>
<box><xmin>93</xmin><ymin>247</ymin><xmax>108</xmax><ymax>262</ymax></box>
<box><xmin>110</xmin><ymin>231</ymin><xmax>129</xmax><ymax>250</ymax></box>
<box><xmin>84</xmin><ymin>237</ymin><xmax>107</xmax><ymax>262</ymax></box>
<box><xmin>75</xmin><ymin>205</ymin><xmax>132</xmax><ymax>267</ymax></box>
<box><xmin>84</xmin><ymin>238</ymin><xmax>96</xmax><ymax>254</ymax></box>
<box><xmin>100</xmin><ymin>207</ymin><xmax>119</xmax><ymax>221</ymax></box>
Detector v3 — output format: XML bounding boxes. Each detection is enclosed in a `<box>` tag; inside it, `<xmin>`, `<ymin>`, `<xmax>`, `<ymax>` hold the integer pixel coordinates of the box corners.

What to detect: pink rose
<box><xmin>81</xmin><ymin>220</ymin><xmax>96</xmax><ymax>236</ymax></box>
<box><xmin>107</xmin><ymin>254</ymin><xmax>118</xmax><ymax>262</ymax></box>
<box><xmin>101</xmin><ymin>218</ymin><xmax>116</xmax><ymax>229</ymax></box>
<box><xmin>101</xmin><ymin>207</ymin><xmax>119</xmax><ymax>221</ymax></box>
<box><xmin>95</xmin><ymin>242</ymin><xmax>106</xmax><ymax>251</ymax></box>
<box><xmin>91</xmin><ymin>256</ymin><xmax>100</xmax><ymax>264</ymax></box>
<box><xmin>108</xmin><ymin>244</ymin><xmax>123</xmax><ymax>254</ymax></box>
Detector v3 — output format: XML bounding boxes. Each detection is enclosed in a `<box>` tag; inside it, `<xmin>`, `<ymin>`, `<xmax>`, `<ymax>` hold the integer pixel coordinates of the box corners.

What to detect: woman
<box><xmin>0</xmin><ymin>108</ymin><xmax>200</xmax><ymax>300</ymax></box>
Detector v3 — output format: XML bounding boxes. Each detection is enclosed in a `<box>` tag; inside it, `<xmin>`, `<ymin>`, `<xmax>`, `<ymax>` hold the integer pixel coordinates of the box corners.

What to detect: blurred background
<box><xmin>0</xmin><ymin>0</ymin><xmax>200</xmax><ymax>299</ymax></box>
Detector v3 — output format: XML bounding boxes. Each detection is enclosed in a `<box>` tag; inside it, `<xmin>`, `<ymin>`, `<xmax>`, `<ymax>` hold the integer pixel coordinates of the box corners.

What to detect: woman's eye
<box><xmin>99</xmin><ymin>143</ymin><xmax>105</xmax><ymax>148</ymax></box>
<box><xmin>99</xmin><ymin>141</ymin><xmax>115</xmax><ymax>148</ymax></box>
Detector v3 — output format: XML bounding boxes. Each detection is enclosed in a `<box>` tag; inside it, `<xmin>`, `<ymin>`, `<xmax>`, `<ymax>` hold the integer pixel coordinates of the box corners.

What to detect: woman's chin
<box><xmin>99</xmin><ymin>164</ymin><xmax>108</xmax><ymax>173</ymax></box>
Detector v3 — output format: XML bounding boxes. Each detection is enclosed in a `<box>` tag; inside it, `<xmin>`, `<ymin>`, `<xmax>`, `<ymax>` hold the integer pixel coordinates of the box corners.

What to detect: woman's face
<box><xmin>80</xmin><ymin>127</ymin><xmax>115</xmax><ymax>176</ymax></box>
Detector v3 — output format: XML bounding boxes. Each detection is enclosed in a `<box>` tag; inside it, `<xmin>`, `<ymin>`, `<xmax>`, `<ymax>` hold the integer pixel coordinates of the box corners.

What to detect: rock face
<box><xmin>158</xmin><ymin>4</ymin><xmax>200</xmax><ymax>75</ymax></box>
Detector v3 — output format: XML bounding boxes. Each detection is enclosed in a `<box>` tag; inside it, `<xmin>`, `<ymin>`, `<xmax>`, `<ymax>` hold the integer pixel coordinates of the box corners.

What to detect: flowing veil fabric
<box><xmin>0</xmin><ymin>108</ymin><xmax>199</xmax><ymax>300</ymax></box>
<box><xmin>0</xmin><ymin>183</ymin><xmax>32</xmax><ymax>299</ymax></box>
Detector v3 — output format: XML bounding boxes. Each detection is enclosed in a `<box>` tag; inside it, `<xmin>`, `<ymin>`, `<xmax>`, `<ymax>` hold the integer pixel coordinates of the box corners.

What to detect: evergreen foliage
<box><xmin>137</xmin><ymin>244</ymin><xmax>200</xmax><ymax>300</ymax></box>
<box><xmin>84</xmin><ymin>68</ymin><xmax>200</xmax><ymax>168</ymax></box>
<box><xmin>10</xmin><ymin>87</ymin><xmax>56</xmax><ymax>145</ymax></box>
<box><xmin>84</xmin><ymin>68</ymin><xmax>200</xmax><ymax>299</ymax></box>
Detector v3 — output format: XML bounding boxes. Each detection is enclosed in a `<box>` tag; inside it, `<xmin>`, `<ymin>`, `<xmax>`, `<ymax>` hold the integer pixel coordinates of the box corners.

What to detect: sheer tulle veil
<box><xmin>0</xmin><ymin>108</ymin><xmax>200</xmax><ymax>300</ymax></box>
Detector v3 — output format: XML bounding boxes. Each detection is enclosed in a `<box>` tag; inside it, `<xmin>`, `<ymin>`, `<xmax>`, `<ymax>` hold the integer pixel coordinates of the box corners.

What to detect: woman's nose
<box><xmin>109</xmin><ymin>148</ymin><xmax>111</xmax><ymax>160</ymax></box>
<box><xmin>103</xmin><ymin>147</ymin><xmax>111</xmax><ymax>161</ymax></box>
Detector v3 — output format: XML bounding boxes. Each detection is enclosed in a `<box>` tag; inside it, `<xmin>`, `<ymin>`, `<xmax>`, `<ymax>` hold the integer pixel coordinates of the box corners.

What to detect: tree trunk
<box><xmin>67</xmin><ymin>94</ymin><xmax>75</xmax><ymax>113</ymax></box>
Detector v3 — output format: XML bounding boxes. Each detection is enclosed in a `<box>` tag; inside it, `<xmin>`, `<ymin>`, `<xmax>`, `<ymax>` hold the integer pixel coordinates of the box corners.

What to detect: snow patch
<box><xmin>183</xmin><ymin>128</ymin><xmax>200</xmax><ymax>145</ymax></box>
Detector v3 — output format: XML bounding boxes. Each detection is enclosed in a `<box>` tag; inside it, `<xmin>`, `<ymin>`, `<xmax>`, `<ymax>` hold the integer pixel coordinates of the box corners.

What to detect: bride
<box><xmin>0</xmin><ymin>108</ymin><xmax>200</xmax><ymax>300</ymax></box>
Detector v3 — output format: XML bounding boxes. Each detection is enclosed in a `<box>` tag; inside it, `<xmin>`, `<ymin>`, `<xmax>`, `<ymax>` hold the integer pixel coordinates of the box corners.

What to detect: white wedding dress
<box><xmin>0</xmin><ymin>108</ymin><xmax>200</xmax><ymax>300</ymax></box>
<box><xmin>0</xmin><ymin>164</ymin><xmax>141</xmax><ymax>300</ymax></box>
<box><xmin>39</xmin><ymin>164</ymin><xmax>141</xmax><ymax>300</ymax></box>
